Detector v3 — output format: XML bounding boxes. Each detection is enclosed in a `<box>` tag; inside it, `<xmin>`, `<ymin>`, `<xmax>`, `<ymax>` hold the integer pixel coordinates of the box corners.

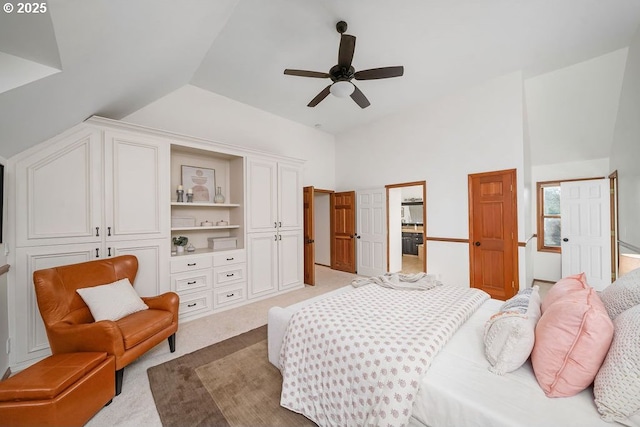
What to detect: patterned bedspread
<box><xmin>279</xmin><ymin>283</ymin><xmax>489</xmax><ymax>427</ymax></box>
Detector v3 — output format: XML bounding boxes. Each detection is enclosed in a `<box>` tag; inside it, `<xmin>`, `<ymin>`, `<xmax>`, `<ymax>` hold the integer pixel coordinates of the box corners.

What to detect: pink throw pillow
<box><xmin>531</xmin><ymin>288</ymin><xmax>613</xmax><ymax>398</ymax></box>
<box><xmin>541</xmin><ymin>273</ymin><xmax>588</xmax><ymax>313</ymax></box>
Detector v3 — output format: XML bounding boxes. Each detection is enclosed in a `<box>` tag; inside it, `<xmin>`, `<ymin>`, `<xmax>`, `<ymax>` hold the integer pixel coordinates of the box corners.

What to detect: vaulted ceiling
<box><xmin>1</xmin><ymin>0</ymin><xmax>639</xmax><ymax>160</ymax></box>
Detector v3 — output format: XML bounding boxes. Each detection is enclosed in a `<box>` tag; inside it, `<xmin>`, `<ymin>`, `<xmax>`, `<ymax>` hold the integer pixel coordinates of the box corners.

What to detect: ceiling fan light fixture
<box><xmin>330</xmin><ymin>81</ymin><xmax>355</xmax><ymax>98</ymax></box>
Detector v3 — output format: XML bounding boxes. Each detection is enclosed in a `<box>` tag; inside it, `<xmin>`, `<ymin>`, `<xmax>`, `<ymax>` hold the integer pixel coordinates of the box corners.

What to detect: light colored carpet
<box><xmin>86</xmin><ymin>265</ymin><xmax>358</xmax><ymax>427</ymax></box>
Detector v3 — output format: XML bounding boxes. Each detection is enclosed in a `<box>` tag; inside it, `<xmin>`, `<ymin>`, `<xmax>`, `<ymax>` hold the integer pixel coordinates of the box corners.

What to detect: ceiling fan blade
<box><xmin>284</xmin><ymin>69</ymin><xmax>331</xmax><ymax>78</ymax></box>
<box><xmin>307</xmin><ymin>85</ymin><xmax>331</xmax><ymax>107</ymax></box>
<box><xmin>354</xmin><ymin>66</ymin><xmax>404</xmax><ymax>80</ymax></box>
<box><xmin>338</xmin><ymin>34</ymin><xmax>356</xmax><ymax>68</ymax></box>
<box><xmin>350</xmin><ymin>84</ymin><xmax>370</xmax><ymax>109</ymax></box>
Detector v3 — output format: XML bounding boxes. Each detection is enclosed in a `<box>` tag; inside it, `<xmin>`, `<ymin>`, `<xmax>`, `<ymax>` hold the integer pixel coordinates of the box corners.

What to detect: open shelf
<box><xmin>171</xmin><ymin>202</ymin><xmax>240</xmax><ymax>208</ymax></box>
<box><xmin>171</xmin><ymin>225</ymin><xmax>240</xmax><ymax>231</ymax></box>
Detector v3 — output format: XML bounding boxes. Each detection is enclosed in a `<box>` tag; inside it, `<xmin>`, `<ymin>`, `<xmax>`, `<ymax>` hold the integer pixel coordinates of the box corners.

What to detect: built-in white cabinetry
<box><xmin>168</xmin><ymin>145</ymin><xmax>248</xmax><ymax>321</ymax></box>
<box><xmin>8</xmin><ymin>116</ymin><xmax>305</xmax><ymax>369</ymax></box>
<box><xmin>11</xmin><ymin>121</ymin><xmax>171</xmax><ymax>367</ymax></box>
<box><xmin>246</xmin><ymin>158</ymin><xmax>303</xmax><ymax>299</ymax></box>
<box><xmin>246</xmin><ymin>158</ymin><xmax>302</xmax><ymax>232</ymax></box>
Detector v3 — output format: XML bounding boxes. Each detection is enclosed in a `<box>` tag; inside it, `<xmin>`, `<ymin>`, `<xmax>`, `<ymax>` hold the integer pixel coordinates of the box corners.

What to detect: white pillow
<box><xmin>594</xmin><ymin>304</ymin><xmax>640</xmax><ymax>423</ymax></box>
<box><xmin>484</xmin><ymin>286</ymin><xmax>541</xmax><ymax>375</ymax></box>
<box><xmin>76</xmin><ymin>278</ymin><xmax>148</xmax><ymax>321</ymax></box>
<box><xmin>600</xmin><ymin>267</ymin><xmax>640</xmax><ymax>319</ymax></box>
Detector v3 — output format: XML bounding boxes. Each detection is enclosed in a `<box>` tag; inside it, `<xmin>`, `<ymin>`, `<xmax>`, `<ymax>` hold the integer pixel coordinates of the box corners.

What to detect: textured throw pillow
<box><xmin>600</xmin><ymin>267</ymin><xmax>640</xmax><ymax>319</ymax></box>
<box><xmin>531</xmin><ymin>287</ymin><xmax>613</xmax><ymax>397</ymax></box>
<box><xmin>76</xmin><ymin>278</ymin><xmax>148</xmax><ymax>321</ymax></box>
<box><xmin>484</xmin><ymin>286</ymin><xmax>541</xmax><ymax>375</ymax></box>
<box><xmin>594</xmin><ymin>304</ymin><xmax>640</xmax><ymax>423</ymax></box>
<box><xmin>541</xmin><ymin>272</ymin><xmax>588</xmax><ymax>313</ymax></box>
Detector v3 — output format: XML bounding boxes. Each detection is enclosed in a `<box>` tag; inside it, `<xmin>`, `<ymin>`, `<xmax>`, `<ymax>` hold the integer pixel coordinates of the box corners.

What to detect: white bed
<box><xmin>268</xmin><ymin>285</ymin><xmax>630</xmax><ymax>427</ymax></box>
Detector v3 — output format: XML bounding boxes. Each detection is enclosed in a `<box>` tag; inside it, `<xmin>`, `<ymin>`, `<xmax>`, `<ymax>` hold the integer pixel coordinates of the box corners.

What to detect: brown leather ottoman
<box><xmin>0</xmin><ymin>352</ymin><xmax>115</xmax><ymax>427</ymax></box>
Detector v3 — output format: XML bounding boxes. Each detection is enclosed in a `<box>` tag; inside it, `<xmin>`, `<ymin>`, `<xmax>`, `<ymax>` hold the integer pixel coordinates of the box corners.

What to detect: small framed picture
<box><xmin>181</xmin><ymin>165</ymin><xmax>215</xmax><ymax>203</ymax></box>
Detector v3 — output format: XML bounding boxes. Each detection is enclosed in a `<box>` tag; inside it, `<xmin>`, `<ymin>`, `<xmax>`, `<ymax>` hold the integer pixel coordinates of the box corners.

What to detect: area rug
<box><xmin>147</xmin><ymin>325</ymin><xmax>315</xmax><ymax>427</ymax></box>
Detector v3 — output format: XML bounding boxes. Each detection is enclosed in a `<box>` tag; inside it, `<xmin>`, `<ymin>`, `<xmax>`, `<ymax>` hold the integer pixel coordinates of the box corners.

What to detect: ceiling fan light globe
<box><xmin>330</xmin><ymin>81</ymin><xmax>355</xmax><ymax>98</ymax></box>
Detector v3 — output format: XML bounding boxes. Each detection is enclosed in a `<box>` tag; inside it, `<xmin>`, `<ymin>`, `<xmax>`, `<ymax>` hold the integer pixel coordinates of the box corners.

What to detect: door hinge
<box><xmin>610</xmin><ymin>188</ymin><xmax>615</xmax><ymax>194</ymax></box>
<box><xmin>611</xmin><ymin>230</ymin><xmax>615</xmax><ymax>237</ymax></box>
<box><xmin>611</xmin><ymin>273</ymin><xmax>617</xmax><ymax>281</ymax></box>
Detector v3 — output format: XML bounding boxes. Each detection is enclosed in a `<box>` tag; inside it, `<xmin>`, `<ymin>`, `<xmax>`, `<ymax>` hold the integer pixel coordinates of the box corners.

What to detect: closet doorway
<box><xmin>386</xmin><ymin>181</ymin><xmax>426</xmax><ymax>274</ymax></box>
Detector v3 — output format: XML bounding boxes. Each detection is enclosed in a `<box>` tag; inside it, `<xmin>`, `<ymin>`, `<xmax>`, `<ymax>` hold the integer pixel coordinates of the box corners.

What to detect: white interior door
<box><xmin>356</xmin><ymin>188</ymin><xmax>387</xmax><ymax>277</ymax></box>
<box><xmin>387</xmin><ymin>188</ymin><xmax>403</xmax><ymax>273</ymax></box>
<box><xmin>561</xmin><ymin>179</ymin><xmax>611</xmax><ymax>290</ymax></box>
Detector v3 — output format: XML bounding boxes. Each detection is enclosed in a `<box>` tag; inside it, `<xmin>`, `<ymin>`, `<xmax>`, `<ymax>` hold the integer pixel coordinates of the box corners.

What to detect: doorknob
<box><xmin>355</xmin><ymin>233</ymin><xmax>361</xmax><ymax>239</ymax></box>
<box><xmin>306</xmin><ymin>239</ymin><xmax>315</xmax><ymax>244</ymax></box>
<box><xmin>563</xmin><ymin>238</ymin><xmax>569</xmax><ymax>242</ymax></box>
<box><xmin>474</xmin><ymin>241</ymin><xmax>481</xmax><ymax>246</ymax></box>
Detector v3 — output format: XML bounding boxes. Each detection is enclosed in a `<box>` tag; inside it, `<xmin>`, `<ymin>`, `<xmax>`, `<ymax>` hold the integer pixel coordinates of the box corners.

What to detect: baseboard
<box><xmin>2</xmin><ymin>367</ymin><xmax>11</xmax><ymax>380</ymax></box>
<box><xmin>533</xmin><ymin>278</ymin><xmax>556</xmax><ymax>284</ymax></box>
<box><xmin>315</xmin><ymin>263</ymin><xmax>331</xmax><ymax>268</ymax></box>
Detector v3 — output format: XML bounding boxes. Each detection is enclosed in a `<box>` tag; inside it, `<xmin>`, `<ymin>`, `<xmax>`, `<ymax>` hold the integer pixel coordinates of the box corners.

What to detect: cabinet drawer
<box><xmin>179</xmin><ymin>293</ymin><xmax>212</xmax><ymax>317</ymax></box>
<box><xmin>214</xmin><ymin>264</ymin><xmax>246</xmax><ymax>286</ymax></box>
<box><xmin>213</xmin><ymin>250</ymin><xmax>246</xmax><ymax>267</ymax></box>
<box><xmin>213</xmin><ymin>284</ymin><xmax>246</xmax><ymax>308</ymax></box>
<box><xmin>171</xmin><ymin>255</ymin><xmax>213</xmax><ymax>274</ymax></box>
<box><xmin>172</xmin><ymin>270</ymin><xmax>212</xmax><ymax>294</ymax></box>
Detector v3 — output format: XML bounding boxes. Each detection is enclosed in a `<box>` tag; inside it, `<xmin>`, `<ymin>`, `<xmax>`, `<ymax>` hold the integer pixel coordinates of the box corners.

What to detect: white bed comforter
<box><xmin>279</xmin><ymin>283</ymin><xmax>489</xmax><ymax>427</ymax></box>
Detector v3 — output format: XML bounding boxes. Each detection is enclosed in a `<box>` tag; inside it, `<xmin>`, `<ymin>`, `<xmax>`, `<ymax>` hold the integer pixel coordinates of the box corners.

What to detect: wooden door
<box><xmin>560</xmin><ymin>179</ymin><xmax>611</xmax><ymax>290</ymax></box>
<box><xmin>331</xmin><ymin>191</ymin><xmax>356</xmax><ymax>273</ymax></box>
<box><xmin>469</xmin><ymin>169</ymin><xmax>518</xmax><ymax>300</ymax></box>
<box><xmin>303</xmin><ymin>186</ymin><xmax>315</xmax><ymax>285</ymax></box>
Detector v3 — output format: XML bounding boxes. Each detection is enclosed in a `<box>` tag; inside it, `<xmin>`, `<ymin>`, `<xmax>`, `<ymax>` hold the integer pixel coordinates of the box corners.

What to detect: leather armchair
<box><xmin>33</xmin><ymin>255</ymin><xmax>179</xmax><ymax>395</ymax></box>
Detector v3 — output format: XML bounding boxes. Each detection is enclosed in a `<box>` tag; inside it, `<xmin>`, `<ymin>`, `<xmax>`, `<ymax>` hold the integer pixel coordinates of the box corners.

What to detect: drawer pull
<box><xmin>187</xmin><ymin>281</ymin><xmax>196</xmax><ymax>285</ymax></box>
<box><xmin>226</xmin><ymin>293</ymin><xmax>235</xmax><ymax>298</ymax></box>
<box><xmin>226</xmin><ymin>257</ymin><xmax>234</xmax><ymax>261</ymax></box>
<box><xmin>226</xmin><ymin>273</ymin><xmax>235</xmax><ymax>277</ymax></box>
<box><xmin>187</xmin><ymin>303</ymin><xmax>197</xmax><ymax>307</ymax></box>
<box><xmin>187</xmin><ymin>263</ymin><xmax>197</xmax><ymax>266</ymax></box>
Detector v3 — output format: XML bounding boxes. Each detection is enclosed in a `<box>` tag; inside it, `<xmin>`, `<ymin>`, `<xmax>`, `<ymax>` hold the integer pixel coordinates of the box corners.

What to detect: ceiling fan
<box><xmin>284</xmin><ymin>21</ymin><xmax>404</xmax><ymax>109</ymax></box>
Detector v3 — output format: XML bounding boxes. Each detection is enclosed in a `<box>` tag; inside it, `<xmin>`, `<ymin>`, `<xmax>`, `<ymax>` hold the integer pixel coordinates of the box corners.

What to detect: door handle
<box><xmin>563</xmin><ymin>238</ymin><xmax>569</xmax><ymax>242</ymax></box>
<box><xmin>474</xmin><ymin>241</ymin><xmax>481</xmax><ymax>246</ymax></box>
<box><xmin>306</xmin><ymin>238</ymin><xmax>315</xmax><ymax>244</ymax></box>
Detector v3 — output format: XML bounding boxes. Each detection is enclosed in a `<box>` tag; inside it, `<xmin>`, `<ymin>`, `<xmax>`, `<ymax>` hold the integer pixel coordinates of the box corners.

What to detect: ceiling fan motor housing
<box><xmin>329</xmin><ymin>65</ymin><xmax>355</xmax><ymax>82</ymax></box>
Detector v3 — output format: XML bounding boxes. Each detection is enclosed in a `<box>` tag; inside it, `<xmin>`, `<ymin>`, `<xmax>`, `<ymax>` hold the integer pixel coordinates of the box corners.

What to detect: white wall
<box><xmin>313</xmin><ymin>193</ymin><xmax>331</xmax><ymax>266</ymax></box>
<box><xmin>335</xmin><ymin>72</ymin><xmax>526</xmax><ymax>287</ymax></box>
<box><xmin>124</xmin><ymin>85</ymin><xmax>336</xmax><ymax>190</ymax></box>
<box><xmin>525</xmin><ymin>48</ymin><xmax>628</xmax><ymax>165</ymax></box>
<box><xmin>610</xmin><ymin>26</ymin><xmax>640</xmax><ymax>253</ymax></box>
<box><xmin>530</xmin><ymin>158</ymin><xmax>611</xmax><ymax>281</ymax></box>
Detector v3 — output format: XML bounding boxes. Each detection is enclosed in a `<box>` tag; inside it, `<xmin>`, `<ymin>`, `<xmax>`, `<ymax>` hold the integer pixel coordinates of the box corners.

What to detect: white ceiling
<box><xmin>1</xmin><ymin>0</ymin><xmax>639</xmax><ymax>160</ymax></box>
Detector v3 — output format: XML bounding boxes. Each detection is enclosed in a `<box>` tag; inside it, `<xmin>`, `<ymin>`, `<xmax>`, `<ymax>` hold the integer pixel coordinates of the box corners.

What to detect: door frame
<box><xmin>302</xmin><ymin>187</ymin><xmax>334</xmax><ymax>284</ymax></box>
<box><xmin>385</xmin><ymin>181</ymin><xmax>427</xmax><ymax>273</ymax></box>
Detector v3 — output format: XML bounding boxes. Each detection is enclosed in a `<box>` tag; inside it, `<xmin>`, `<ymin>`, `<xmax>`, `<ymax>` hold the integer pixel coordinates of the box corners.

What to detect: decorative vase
<box><xmin>186</xmin><ymin>243</ymin><xmax>196</xmax><ymax>252</ymax></box>
<box><xmin>176</xmin><ymin>245</ymin><xmax>184</xmax><ymax>254</ymax></box>
<box><xmin>214</xmin><ymin>186</ymin><xmax>225</xmax><ymax>204</ymax></box>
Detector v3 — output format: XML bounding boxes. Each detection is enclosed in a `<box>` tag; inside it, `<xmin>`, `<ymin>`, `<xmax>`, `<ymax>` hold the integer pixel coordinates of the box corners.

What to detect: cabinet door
<box><xmin>278</xmin><ymin>230</ymin><xmax>303</xmax><ymax>290</ymax></box>
<box><xmin>110</xmin><ymin>238</ymin><xmax>170</xmax><ymax>296</ymax></box>
<box><xmin>15</xmin><ymin>127</ymin><xmax>103</xmax><ymax>247</ymax></box>
<box><xmin>278</xmin><ymin>163</ymin><xmax>302</xmax><ymax>231</ymax></box>
<box><xmin>246</xmin><ymin>158</ymin><xmax>278</xmax><ymax>232</ymax></box>
<box><xmin>13</xmin><ymin>244</ymin><xmax>98</xmax><ymax>366</ymax></box>
<box><xmin>247</xmin><ymin>232</ymin><xmax>278</xmax><ymax>298</ymax></box>
<box><xmin>104</xmin><ymin>131</ymin><xmax>170</xmax><ymax>241</ymax></box>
